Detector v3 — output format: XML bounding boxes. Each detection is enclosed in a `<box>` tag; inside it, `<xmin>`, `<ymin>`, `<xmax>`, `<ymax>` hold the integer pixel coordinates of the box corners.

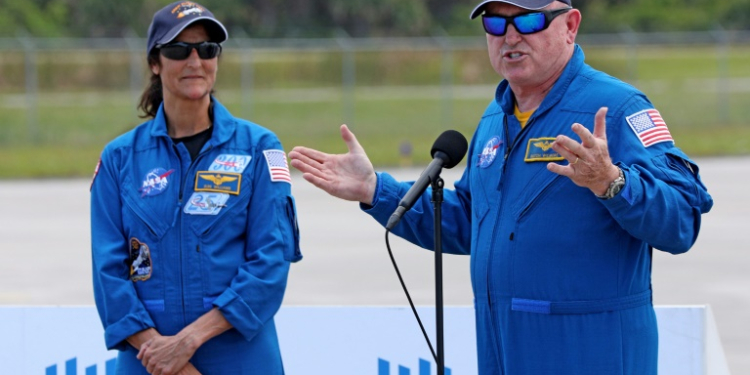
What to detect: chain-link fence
<box><xmin>1</xmin><ymin>31</ymin><xmax>749</xmax><ymax>174</ymax></box>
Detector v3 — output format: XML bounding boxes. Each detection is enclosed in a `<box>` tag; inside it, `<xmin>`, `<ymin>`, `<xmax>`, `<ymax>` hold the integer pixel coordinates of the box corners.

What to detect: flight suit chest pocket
<box><xmin>511</xmin><ymin>168</ymin><xmax>563</xmax><ymax>221</ymax></box>
<box><xmin>189</xmin><ymin>178</ymin><xmax>253</xmax><ymax>297</ymax></box>
<box><xmin>187</xmin><ymin>176</ymin><xmax>253</xmax><ymax>235</ymax></box>
<box><xmin>468</xmin><ymin>147</ymin><xmax>501</xmax><ymax>256</ymax></box>
<box><xmin>120</xmin><ymin>174</ymin><xmax>172</xmax><ymax>240</ymax></box>
<box><xmin>120</xmin><ymin>175</ymin><xmax>169</xmax><ymax>303</ymax></box>
<box><xmin>470</xmin><ymin>156</ymin><xmax>504</xmax><ymax>207</ymax></box>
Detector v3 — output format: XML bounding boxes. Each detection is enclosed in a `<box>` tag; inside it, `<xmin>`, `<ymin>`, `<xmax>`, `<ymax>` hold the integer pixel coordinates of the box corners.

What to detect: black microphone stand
<box><xmin>431</xmin><ymin>176</ymin><xmax>445</xmax><ymax>375</ymax></box>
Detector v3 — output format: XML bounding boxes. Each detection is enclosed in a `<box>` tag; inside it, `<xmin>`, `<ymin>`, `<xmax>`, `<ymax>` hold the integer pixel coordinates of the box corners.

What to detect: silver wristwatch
<box><xmin>596</xmin><ymin>167</ymin><xmax>626</xmax><ymax>200</ymax></box>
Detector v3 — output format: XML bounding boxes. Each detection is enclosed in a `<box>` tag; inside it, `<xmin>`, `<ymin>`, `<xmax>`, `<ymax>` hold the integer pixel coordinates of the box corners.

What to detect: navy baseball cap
<box><xmin>146</xmin><ymin>1</ymin><xmax>228</xmax><ymax>55</ymax></box>
<box><xmin>470</xmin><ymin>0</ymin><xmax>572</xmax><ymax>19</ymax></box>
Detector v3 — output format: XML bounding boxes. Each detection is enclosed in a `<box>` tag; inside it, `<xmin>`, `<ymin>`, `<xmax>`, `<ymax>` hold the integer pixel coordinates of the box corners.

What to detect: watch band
<box><xmin>596</xmin><ymin>167</ymin><xmax>625</xmax><ymax>200</ymax></box>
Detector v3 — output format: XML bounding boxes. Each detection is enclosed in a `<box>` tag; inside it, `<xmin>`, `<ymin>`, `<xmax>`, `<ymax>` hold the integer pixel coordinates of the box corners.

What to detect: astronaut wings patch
<box><xmin>626</xmin><ymin>109</ymin><xmax>674</xmax><ymax>148</ymax></box>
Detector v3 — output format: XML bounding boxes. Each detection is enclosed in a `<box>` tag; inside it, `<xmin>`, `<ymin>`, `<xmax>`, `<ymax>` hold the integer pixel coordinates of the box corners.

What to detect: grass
<box><xmin>0</xmin><ymin>91</ymin><xmax>491</xmax><ymax>178</ymax></box>
<box><xmin>1</xmin><ymin>44</ymin><xmax>749</xmax><ymax>178</ymax></box>
<box><xmin>1</xmin><ymin>89</ymin><xmax>747</xmax><ymax>179</ymax></box>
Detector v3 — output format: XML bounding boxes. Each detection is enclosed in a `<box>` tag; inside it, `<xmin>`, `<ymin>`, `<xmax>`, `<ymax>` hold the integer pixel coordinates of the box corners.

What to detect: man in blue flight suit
<box><xmin>289</xmin><ymin>0</ymin><xmax>713</xmax><ymax>374</ymax></box>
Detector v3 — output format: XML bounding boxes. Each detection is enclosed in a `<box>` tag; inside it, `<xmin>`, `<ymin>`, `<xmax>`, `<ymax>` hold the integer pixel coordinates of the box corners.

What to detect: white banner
<box><xmin>0</xmin><ymin>306</ymin><xmax>730</xmax><ymax>375</ymax></box>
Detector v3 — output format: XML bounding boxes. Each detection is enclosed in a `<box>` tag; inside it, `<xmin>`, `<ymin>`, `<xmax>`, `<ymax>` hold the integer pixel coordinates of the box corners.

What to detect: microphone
<box><xmin>385</xmin><ymin>130</ymin><xmax>468</xmax><ymax>230</ymax></box>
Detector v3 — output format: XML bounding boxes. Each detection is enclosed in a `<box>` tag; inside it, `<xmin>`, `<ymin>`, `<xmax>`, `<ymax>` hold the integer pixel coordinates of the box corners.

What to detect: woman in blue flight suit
<box><xmin>90</xmin><ymin>2</ymin><xmax>301</xmax><ymax>374</ymax></box>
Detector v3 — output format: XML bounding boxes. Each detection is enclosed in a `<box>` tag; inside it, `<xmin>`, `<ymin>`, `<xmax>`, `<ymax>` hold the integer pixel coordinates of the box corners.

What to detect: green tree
<box><xmin>2</xmin><ymin>0</ymin><xmax>750</xmax><ymax>38</ymax></box>
<box><xmin>0</xmin><ymin>0</ymin><xmax>68</xmax><ymax>37</ymax></box>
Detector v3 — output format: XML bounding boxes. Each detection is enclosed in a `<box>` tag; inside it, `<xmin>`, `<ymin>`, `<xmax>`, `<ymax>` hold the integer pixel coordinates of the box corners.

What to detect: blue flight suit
<box><xmin>363</xmin><ymin>46</ymin><xmax>713</xmax><ymax>374</ymax></box>
<box><xmin>91</xmin><ymin>99</ymin><xmax>301</xmax><ymax>374</ymax></box>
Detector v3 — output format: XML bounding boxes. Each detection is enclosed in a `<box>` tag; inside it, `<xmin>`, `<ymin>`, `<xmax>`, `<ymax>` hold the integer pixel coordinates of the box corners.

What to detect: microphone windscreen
<box><xmin>431</xmin><ymin>130</ymin><xmax>468</xmax><ymax>169</ymax></box>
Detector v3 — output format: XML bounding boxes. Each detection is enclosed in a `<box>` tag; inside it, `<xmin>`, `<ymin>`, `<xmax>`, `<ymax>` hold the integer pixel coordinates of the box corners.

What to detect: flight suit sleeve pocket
<box><xmin>652</xmin><ymin>149</ymin><xmax>705</xmax><ymax>206</ymax></box>
<box><xmin>277</xmin><ymin>195</ymin><xmax>302</xmax><ymax>262</ymax></box>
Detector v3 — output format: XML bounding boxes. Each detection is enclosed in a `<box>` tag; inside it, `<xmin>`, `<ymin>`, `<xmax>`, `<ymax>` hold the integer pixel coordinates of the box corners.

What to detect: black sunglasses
<box><xmin>157</xmin><ymin>41</ymin><xmax>222</xmax><ymax>60</ymax></box>
<box><xmin>482</xmin><ymin>7</ymin><xmax>572</xmax><ymax>36</ymax></box>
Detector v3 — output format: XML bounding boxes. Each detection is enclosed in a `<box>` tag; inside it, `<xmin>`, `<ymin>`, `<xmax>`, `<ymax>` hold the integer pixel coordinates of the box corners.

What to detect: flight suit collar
<box><xmin>495</xmin><ymin>44</ymin><xmax>586</xmax><ymax>119</ymax></box>
<box><xmin>148</xmin><ymin>96</ymin><xmax>237</xmax><ymax>148</ymax></box>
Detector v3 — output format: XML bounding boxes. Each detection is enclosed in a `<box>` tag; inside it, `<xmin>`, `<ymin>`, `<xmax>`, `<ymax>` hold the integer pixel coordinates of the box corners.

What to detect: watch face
<box><xmin>610</xmin><ymin>179</ymin><xmax>624</xmax><ymax>196</ymax></box>
<box><xmin>608</xmin><ymin>170</ymin><xmax>625</xmax><ymax>198</ymax></box>
<box><xmin>598</xmin><ymin>168</ymin><xmax>624</xmax><ymax>200</ymax></box>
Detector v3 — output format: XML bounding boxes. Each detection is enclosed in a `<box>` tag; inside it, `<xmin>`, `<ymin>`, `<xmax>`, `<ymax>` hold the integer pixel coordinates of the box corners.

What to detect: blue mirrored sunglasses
<box><xmin>482</xmin><ymin>7</ymin><xmax>572</xmax><ymax>36</ymax></box>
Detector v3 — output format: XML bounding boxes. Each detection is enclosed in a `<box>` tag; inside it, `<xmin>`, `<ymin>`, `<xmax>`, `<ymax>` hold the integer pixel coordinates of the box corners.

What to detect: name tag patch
<box><xmin>525</xmin><ymin>138</ymin><xmax>563</xmax><ymax>162</ymax></box>
<box><xmin>195</xmin><ymin>171</ymin><xmax>241</xmax><ymax>195</ymax></box>
<box><xmin>130</xmin><ymin>238</ymin><xmax>152</xmax><ymax>282</ymax></box>
<box><xmin>208</xmin><ymin>154</ymin><xmax>252</xmax><ymax>173</ymax></box>
<box><xmin>184</xmin><ymin>192</ymin><xmax>230</xmax><ymax>215</ymax></box>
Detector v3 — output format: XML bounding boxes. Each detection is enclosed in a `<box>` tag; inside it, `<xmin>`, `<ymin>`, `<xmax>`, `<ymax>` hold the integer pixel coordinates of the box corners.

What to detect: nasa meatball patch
<box><xmin>139</xmin><ymin>168</ymin><xmax>175</xmax><ymax>197</ymax></box>
<box><xmin>478</xmin><ymin>136</ymin><xmax>502</xmax><ymax>168</ymax></box>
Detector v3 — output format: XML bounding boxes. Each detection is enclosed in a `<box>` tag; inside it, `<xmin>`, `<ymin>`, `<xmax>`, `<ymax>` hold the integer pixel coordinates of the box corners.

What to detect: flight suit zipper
<box><xmin>175</xmin><ymin>142</ymin><xmax>213</xmax><ymax>325</ymax></box>
<box><xmin>486</xmin><ymin>115</ymin><xmax>535</xmax><ymax>301</ymax></box>
<box><xmin>483</xmin><ymin>114</ymin><xmax>534</xmax><ymax>372</ymax></box>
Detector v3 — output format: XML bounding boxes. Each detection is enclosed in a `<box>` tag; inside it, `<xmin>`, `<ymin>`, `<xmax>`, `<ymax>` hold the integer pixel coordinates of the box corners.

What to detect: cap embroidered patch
<box><xmin>524</xmin><ymin>137</ymin><xmax>563</xmax><ymax>162</ymax></box>
<box><xmin>208</xmin><ymin>154</ymin><xmax>252</xmax><ymax>173</ymax></box>
<box><xmin>195</xmin><ymin>172</ymin><xmax>241</xmax><ymax>195</ymax></box>
<box><xmin>184</xmin><ymin>192</ymin><xmax>230</xmax><ymax>215</ymax></box>
<box><xmin>172</xmin><ymin>2</ymin><xmax>206</xmax><ymax>18</ymax></box>
<box><xmin>130</xmin><ymin>238</ymin><xmax>152</xmax><ymax>282</ymax></box>
<box><xmin>478</xmin><ymin>136</ymin><xmax>502</xmax><ymax>168</ymax></box>
<box><xmin>139</xmin><ymin>168</ymin><xmax>175</xmax><ymax>197</ymax></box>
<box><xmin>626</xmin><ymin>109</ymin><xmax>674</xmax><ymax>147</ymax></box>
<box><xmin>263</xmin><ymin>150</ymin><xmax>292</xmax><ymax>183</ymax></box>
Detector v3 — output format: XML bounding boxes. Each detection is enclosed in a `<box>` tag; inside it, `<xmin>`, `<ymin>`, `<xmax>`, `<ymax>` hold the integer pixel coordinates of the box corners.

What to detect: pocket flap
<box><xmin>121</xmin><ymin>175</ymin><xmax>171</xmax><ymax>239</ymax></box>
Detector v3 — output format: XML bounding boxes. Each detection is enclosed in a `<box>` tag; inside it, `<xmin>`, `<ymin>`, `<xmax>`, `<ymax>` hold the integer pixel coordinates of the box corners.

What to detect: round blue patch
<box><xmin>478</xmin><ymin>136</ymin><xmax>502</xmax><ymax>168</ymax></box>
<box><xmin>139</xmin><ymin>168</ymin><xmax>175</xmax><ymax>197</ymax></box>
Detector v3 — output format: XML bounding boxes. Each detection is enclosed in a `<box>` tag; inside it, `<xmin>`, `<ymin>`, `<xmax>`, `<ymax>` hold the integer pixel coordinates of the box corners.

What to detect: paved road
<box><xmin>0</xmin><ymin>157</ymin><xmax>747</xmax><ymax>374</ymax></box>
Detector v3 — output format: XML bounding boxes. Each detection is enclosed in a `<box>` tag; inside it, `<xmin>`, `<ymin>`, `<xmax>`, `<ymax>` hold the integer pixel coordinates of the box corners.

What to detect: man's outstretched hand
<box><xmin>289</xmin><ymin>125</ymin><xmax>378</xmax><ymax>205</ymax></box>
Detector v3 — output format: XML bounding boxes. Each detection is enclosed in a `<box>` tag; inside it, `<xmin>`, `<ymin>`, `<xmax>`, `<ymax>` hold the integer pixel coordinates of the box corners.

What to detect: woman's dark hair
<box><xmin>138</xmin><ymin>50</ymin><xmax>163</xmax><ymax>119</ymax></box>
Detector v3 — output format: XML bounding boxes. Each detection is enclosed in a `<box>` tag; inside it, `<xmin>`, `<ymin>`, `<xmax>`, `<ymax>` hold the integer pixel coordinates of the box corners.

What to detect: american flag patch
<box><xmin>626</xmin><ymin>109</ymin><xmax>674</xmax><ymax>147</ymax></box>
<box><xmin>263</xmin><ymin>150</ymin><xmax>292</xmax><ymax>183</ymax></box>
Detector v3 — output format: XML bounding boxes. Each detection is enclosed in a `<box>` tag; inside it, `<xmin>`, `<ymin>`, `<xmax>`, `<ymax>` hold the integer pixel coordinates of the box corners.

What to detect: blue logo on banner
<box><xmin>46</xmin><ymin>357</ymin><xmax>117</xmax><ymax>375</ymax></box>
<box><xmin>378</xmin><ymin>358</ymin><xmax>452</xmax><ymax>375</ymax></box>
